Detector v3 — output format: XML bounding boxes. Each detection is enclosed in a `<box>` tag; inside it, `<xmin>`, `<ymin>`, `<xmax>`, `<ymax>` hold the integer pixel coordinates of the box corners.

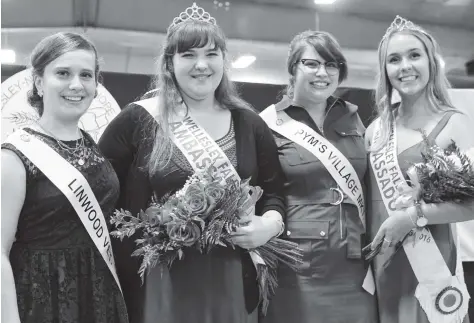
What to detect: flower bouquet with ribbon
<box><xmin>365</xmin><ymin>135</ymin><xmax>474</xmax><ymax>261</ymax></box>
<box><xmin>110</xmin><ymin>168</ymin><xmax>303</xmax><ymax>315</ymax></box>
<box><xmin>200</xmin><ymin>177</ymin><xmax>304</xmax><ymax>315</ymax></box>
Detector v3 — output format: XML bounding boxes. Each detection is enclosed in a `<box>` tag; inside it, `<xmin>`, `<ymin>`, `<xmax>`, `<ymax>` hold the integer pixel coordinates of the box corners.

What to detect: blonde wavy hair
<box><xmin>371</xmin><ymin>27</ymin><xmax>455</xmax><ymax>151</ymax></box>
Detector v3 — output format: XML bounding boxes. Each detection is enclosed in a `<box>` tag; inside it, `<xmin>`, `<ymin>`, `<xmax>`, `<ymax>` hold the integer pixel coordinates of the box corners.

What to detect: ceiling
<box><xmin>2</xmin><ymin>0</ymin><xmax>474</xmax><ymax>88</ymax></box>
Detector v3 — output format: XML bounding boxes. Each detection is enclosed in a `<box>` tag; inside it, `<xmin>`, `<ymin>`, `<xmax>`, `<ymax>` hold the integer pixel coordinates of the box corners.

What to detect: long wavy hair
<box><xmin>371</xmin><ymin>27</ymin><xmax>455</xmax><ymax>151</ymax></box>
<box><xmin>145</xmin><ymin>20</ymin><xmax>252</xmax><ymax>174</ymax></box>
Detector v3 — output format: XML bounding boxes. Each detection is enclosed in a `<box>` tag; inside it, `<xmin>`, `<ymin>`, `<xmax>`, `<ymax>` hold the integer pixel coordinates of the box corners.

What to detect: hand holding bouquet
<box><xmin>365</xmin><ymin>135</ymin><xmax>474</xmax><ymax>262</ymax></box>
<box><xmin>110</xmin><ymin>168</ymin><xmax>303</xmax><ymax>315</ymax></box>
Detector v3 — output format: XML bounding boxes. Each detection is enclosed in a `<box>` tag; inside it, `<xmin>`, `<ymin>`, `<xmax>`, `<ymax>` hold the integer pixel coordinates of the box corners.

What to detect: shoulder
<box><xmin>109</xmin><ymin>100</ymin><xmax>156</xmax><ymax>131</ymax></box>
<box><xmin>439</xmin><ymin>111</ymin><xmax>474</xmax><ymax>150</ymax></box>
<box><xmin>232</xmin><ymin>107</ymin><xmax>267</xmax><ymax>127</ymax></box>
<box><xmin>334</xmin><ymin>99</ymin><xmax>366</xmax><ymax>133</ymax></box>
<box><xmin>365</xmin><ymin>117</ymin><xmax>380</xmax><ymax>149</ymax></box>
<box><xmin>1</xmin><ymin>148</ymin><xmax>26</xmax><ymax>183</ymax></box>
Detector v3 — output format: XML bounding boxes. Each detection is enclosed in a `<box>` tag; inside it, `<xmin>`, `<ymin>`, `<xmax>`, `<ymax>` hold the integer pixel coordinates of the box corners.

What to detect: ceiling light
<box><xmin>232</xmin><ymin>55</ymin><xmax>256</xmax><ymax>69</ymax></box>
<box><xmin>1</xmin><ymin>49</ymin><xmax>16</xmax><ymax>64</ymax></box>
<box><xmin>314</xmin><ymin>0</ymin><xmax>337</xmax><ymax>4</ymax></box>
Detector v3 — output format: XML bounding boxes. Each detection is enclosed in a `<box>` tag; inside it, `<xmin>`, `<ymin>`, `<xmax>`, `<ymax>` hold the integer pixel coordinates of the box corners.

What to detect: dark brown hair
<box><xmin>28</xmin><ymin>32</ymin><xmax>100</xmax><ymax>116</ymax></box>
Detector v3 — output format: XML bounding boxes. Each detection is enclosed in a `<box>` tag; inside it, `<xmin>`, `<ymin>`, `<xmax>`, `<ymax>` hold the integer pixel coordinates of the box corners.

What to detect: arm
<box><xmin>98</xmin><ymin>104</ymin><xmax>140</xmax><ymax>193</ymax></box>
<box><xmin>1</xmin><ymin>150</ymin><xmax>26</xmax><ymax>323</ymax></box>
<box><xmin>370</xmin><ymin>113</ymin><xmax>474</xmax><ymax>249</ymax></box>
<box><xmin>98</xmin><ymin>104</ymin><xmax>148</xmax><ymax>317</ymax></box>
<box><xmin>255</xmin><ymin>117</ymin><xmax>286</xmax><ymax>234</ymax></box>
<box><xmin>231</xmin><ymin>115</ymin><xmax>286</xmax><ymax>249</ymax></box>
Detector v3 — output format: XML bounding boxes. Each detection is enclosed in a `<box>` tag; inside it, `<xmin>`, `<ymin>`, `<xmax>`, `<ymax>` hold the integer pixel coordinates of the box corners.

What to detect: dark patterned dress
<box><xmin>138</xmin><ymin>119</ymin><xmax>259</xmax><ymax>323</ymax></box>
<box><xmin>2</xmin><ymin>128</ymin><xmax>128</xmax><ymax>323</ymax></box>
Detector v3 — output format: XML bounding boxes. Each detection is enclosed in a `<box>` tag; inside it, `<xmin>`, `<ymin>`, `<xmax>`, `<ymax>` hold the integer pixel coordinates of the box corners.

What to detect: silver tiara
<box><xmin>382</xmin><ymin>15</ymin><xmax>425</xmax><ymax>41</ymax></box>
<box><xmin>168</xmin><ymin>3</ymin><xmax>217</xmax><ymax>31</ymax></box>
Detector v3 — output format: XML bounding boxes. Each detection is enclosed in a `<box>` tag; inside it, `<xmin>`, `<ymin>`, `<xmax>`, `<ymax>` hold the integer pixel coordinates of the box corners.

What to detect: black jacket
<box><xmin>98</xmin><ymin>102</ymin><xmax>286</xmax><ymax>321</ymax></box>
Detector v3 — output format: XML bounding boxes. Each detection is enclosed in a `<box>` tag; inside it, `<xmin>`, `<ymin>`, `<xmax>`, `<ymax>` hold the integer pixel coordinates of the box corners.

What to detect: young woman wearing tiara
<box><xmin>365</xmin><ymin>16</ymin><xmax>474</xmax><ymax>323</ymax></box>
<box><xmin>98</xmin><ymin>3</ymin><xmax>285</xmax><ymax>323</ymax></box>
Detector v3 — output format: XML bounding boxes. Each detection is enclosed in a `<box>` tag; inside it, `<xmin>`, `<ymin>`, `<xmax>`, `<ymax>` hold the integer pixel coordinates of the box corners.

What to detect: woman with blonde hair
<box><xmin>366</xmin><ymin>16</ymin><xmax>474</xmax><ymax>323</ymax></box>
<box><xmin>98</xmin><ymin>3</ymin><xmax>285</xmax><ymax>323</ymax></box>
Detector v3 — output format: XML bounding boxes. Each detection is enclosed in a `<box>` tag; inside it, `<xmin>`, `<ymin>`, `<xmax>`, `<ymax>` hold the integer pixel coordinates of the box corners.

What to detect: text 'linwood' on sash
<box><xmin>68</xmin><ymin>178</ymin><xmax>114</xmax><ymax>264</ymax></box>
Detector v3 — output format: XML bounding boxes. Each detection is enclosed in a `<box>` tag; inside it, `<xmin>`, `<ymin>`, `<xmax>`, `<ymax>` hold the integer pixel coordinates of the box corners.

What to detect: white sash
<box><xmin>136</xmin><ymin>97</ymin><xmax>240</xmax><ymax>189</ymax></box>
<box><xmin>260</xmin><ymin>104</ymin><xmax>375</xmax><ymax>294</ymax></box>
<box><xmin>5</xmin><ymin>129</ymin><xmax>122</xmax><ymax>294</ymax></box>
<box><xmin>370</xmin><ymin>119</ymin><xmax>469</xmax><ymax>323</ymax></box>
<box><xmin>136</xmin><ymin>98</ymin><xmax>265</xmax><ymax>265</ymax></box>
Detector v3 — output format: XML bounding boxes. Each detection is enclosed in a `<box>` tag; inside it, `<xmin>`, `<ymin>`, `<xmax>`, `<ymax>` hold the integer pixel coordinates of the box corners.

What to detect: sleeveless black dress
<box><xmin>2</xmin><ymin>128</ymin><xmax>128</xmax><ymax>323</ymax></box>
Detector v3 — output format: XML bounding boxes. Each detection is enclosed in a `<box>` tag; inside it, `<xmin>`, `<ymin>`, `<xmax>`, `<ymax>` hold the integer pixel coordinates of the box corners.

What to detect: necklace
<box><xmin>34</xmin><ymin>124</ymin><xmax>87</xmax><ymax>166</ymax></box>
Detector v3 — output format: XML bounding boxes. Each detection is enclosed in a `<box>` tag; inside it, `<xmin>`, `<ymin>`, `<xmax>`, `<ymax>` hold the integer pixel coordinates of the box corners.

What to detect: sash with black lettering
<box><xmin>136</xmin><ymin>97</ymin><xmax>266</xmax><ymax>265</ymax></box>
<box><xmin>260</xmin><ymin>104</ymin><xmax>375</xmax><ymax>294</ymax></box>
<box><xmin>6</xmin><ymin>129</ymin><xmax>122</xmax><ymax>294</ymax></box>
<box><xmin>370</xmin><ymin>119</ymin><xmax>469</xmax><ymax>323</ymax></box>
<box><xmin>136</xmin><ymin>97</ymin><xmax>240</xmax><ymax>189</ymax></box>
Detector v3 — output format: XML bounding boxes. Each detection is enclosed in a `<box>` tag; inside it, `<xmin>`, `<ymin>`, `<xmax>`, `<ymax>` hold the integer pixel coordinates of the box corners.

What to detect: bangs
<box><xmin>168</xmin><ymin>22</ymin><xmax>226</xmax><ymax>54</ymax></box>
<box><xmin>309</xmin><ymin>38</ymin><xmax>340</xmax><ymax>63</ymax></box>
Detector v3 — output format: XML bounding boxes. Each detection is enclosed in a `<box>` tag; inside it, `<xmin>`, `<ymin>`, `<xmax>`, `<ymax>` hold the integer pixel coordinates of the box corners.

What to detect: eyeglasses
<box><xmin>299</xmin><ymin>59</ymin><xmax>342</xmax><ymax>76</ymax></box>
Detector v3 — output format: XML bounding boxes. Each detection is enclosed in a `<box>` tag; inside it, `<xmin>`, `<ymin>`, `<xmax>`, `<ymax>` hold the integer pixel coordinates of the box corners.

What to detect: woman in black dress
<box><xmin>1</xmin><ymin>32</ymin><xmax>128</xmax><ymax>323</ymax></box>
<box><xmin>98</xmin><ymin>3</ymin><xmax>285</xmax><ymax>323</ymax></box>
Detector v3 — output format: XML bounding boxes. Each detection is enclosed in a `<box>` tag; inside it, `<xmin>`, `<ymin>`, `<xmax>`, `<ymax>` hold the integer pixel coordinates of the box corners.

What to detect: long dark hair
<box><xmin>145</xmin><ymin>20</ymin><xmax>252</xmax><ymax>174</ymax></box>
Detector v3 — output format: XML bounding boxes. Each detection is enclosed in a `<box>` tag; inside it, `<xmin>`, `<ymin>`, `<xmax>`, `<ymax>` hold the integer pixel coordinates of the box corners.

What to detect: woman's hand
<box><xmin>371</xmin><ymin>207</ymin><xmax>417</xmax><ymax>254</ymax></box>
<box><xmin>230</xmin><ymin>209</ymin><xmax>281</xmax><ymax>249</ymax></box>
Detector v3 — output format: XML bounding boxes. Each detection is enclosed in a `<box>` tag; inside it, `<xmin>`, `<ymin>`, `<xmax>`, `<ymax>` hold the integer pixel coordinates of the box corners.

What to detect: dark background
<box><xmin>4</xmin><ymin>65</ymin><xmax>471</xmax><ymax>127</ymax></box>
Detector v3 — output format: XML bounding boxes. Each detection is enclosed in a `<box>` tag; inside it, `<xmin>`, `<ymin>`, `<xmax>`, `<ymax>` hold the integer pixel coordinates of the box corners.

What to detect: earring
<box><xmin>38</xmin><ymin>89</ymin><xmax>43</xmax><ymax>97</ymax></box>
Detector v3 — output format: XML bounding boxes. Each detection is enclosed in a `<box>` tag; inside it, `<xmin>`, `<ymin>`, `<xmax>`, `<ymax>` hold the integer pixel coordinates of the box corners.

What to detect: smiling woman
<box><xmin>33</xmin><ymin>50</ymin><xmax>97</xmax><ymax>122</ymax></box>
<box><xmin>366</xmin><ymin>16</ymin><xmax>473</xmax><ymax>323</ymax></box>
<box><xmin>259</xmin><ymin>30</ymin><xmax>378</xmax><ymax>323</ymax></box>
<box><xmin>97</xmin><ymin>3</ymin><xmax>286</xmax><ymax>323</ymax></box>
<box><xmin>1</xmin><ymin>32</ymin><xmax>128</xmax><ymax>323</ymax></box>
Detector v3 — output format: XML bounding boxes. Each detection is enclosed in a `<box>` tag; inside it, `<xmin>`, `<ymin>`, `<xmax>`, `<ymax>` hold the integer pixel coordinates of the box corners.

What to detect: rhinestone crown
<box><xmin>169</xmin><ymin>3</ymin><xmax>217</xmax><ymax>31</ymax></box>
<box><xmin>382</xmin><ymin>15</ymin><xmax>425</xmax><ymax>41</ymax></box>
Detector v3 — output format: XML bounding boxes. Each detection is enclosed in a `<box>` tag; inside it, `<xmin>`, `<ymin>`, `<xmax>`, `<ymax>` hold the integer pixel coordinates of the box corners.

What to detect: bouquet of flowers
<box><xmin>110</xmin><ymin>168</ymin><xmax>303</xmax><ymax>315</ymax></box>
<box><xmin>365</xmin><ymin>134</ymin><xmax>474</xmax><ymax>261</ymax></box>
<box><xmin>394</xmin><ymin>135</ymin><xmax>474</xmax><ymax>209</ymax></box>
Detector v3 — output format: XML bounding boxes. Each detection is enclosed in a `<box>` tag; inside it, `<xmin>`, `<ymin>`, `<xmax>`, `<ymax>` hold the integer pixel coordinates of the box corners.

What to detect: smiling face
<box><xmin>385</xmin><ymin>32</ymin><xmax>430</xmax><ymax>98</ymax></box>
<box><xmin>293</xmin><ymin>45</ymin><xmax>340</xmax><ymax>105</ymax></box>
<box><xmin>172</xmin><ymin>42</ymin><xmax>224</xmax><ymax>102</ymax></box>
<box><xmin>35</xmin><ymin>49</ymin><xmax>97</xmax><ymax>121</ymax></box>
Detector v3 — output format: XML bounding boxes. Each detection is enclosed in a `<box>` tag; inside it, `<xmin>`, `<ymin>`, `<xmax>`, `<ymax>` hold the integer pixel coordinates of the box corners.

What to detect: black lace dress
<box><xmin>2</xmin><ymin>128</ymin><xmax>128</xmax><ymax>323</ymax></box>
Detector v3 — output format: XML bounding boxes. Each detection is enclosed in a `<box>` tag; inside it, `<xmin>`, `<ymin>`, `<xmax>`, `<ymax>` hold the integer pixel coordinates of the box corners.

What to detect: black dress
<box><xmin>98</xmin><ymin>103</ymin><xmax>286</xmax><ymax>323</ymax></box>
<box><xmin>2</xmin><ymin>128</ymin><xmax>128</xmax><ymax>323</ymax></box>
